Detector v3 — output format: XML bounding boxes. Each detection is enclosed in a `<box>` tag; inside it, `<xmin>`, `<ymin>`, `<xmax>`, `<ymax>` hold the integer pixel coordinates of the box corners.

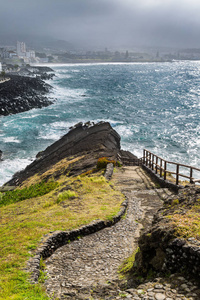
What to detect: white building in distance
<box><xmin>17</xmin><ymin>41</ymin><xmax>26</xmax><ymax>57</ymax></box>
<box><xmin>16</xmin><ymin>41</ymin><xmax>36</xmax><ymax>63</ymax></box>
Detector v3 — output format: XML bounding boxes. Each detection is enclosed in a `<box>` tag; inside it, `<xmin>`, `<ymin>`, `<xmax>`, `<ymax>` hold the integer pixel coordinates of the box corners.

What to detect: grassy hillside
<box><xmin>0</xmin><ymin>155</ymin><xmax>124</xmax><ymax>299</ymax></box>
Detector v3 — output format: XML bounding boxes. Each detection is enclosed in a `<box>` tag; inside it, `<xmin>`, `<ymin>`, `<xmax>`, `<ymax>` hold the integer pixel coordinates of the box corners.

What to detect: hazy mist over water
<box><xmin>1</xmin><ymin>61</ymin><xmax>200</xmax><ymax>185</ymax></box>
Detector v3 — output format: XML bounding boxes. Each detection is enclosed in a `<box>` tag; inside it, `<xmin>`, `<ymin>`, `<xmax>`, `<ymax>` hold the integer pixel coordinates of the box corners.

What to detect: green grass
<box><xmin>168</xmin><ymin>209</ymin><xmax>200</xmax><ymax>239</ymax></box>
<box><xmin>165</xmin><ymin>194</ymin><xmax>200</xmax><ymax>239</ymax></box>
<box><xmin>0</xmin><ymin>167</ymin><xmax>124</xmax><ymax>299</ymax></box>
<box><xmin>0</xmin><ymin>181</ymin><xmax>58</xmax><ymax>207</ymax></box>
<box><xmin>118</xmin><ymin>247</ymin><xmax>140</xmax><ymax>278</ymax></box>
<box><xmin>56</xmin><ymin>190</ymin><xmax>77</xmax><ymax>203</ymax></box>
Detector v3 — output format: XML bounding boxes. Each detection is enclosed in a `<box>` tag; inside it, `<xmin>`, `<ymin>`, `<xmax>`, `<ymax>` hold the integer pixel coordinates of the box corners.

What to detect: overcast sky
<box><xmin>1</xmin><ymin>0</ymin><xmax>200</xmax><ymax>49</ymax></box>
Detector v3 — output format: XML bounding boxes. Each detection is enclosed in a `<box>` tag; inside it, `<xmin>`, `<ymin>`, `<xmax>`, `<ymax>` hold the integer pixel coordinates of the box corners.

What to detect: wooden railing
<box><xmin>143</xmin><ymin>149</ymin><xmax>200</xmax><ymax>185</ymax></box>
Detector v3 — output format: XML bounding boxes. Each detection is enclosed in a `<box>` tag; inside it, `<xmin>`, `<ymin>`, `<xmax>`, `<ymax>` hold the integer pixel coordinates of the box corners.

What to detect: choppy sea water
<box><xmin>1</xmin><ymin>61</ymin><xmax>200</xmax><ymax>185</ymax></box>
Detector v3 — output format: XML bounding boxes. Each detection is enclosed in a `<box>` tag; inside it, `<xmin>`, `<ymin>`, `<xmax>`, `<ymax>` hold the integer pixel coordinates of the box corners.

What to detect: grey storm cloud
<box><xmin>1</xmin><ymin>0</ymin><xmax>200</xmax><ymax>48</ymax></box>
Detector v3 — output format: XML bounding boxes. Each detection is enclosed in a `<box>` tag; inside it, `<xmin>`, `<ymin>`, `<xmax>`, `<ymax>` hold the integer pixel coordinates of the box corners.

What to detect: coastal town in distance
<box><xmin>1</xmin><ymin>38</ymin><xmax>200</xmax><ymax>73</ymax></box>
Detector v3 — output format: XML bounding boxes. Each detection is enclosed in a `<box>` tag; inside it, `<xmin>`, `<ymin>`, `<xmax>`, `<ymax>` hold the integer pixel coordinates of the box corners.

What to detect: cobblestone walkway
<box><xmin>44</xmin><ymin>167</ymin><xmax>199</xmax><ymax>299</ymax></box>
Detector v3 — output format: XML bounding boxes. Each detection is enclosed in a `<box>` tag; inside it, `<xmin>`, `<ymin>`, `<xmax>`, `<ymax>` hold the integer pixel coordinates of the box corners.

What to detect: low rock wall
<box><xmin>27</xmin><ymin>163</ymin><xmax>126</xmax><ymax>283</ymax></box>
<box><xmin>164</xmin><ymin>238</ymin><xmax>200</xmax><ymax>278</ymax></box>
<box><xmin>104</xmin><ymin>163</ymin><xmax>114</xmax><ymax>180</ymax></box>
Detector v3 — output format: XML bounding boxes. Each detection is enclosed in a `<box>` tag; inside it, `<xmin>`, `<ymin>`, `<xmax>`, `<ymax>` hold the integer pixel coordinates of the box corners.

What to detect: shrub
<box><xmin>97</xmin><ymin>157</ymin><xmax>116</xmax><ymax>169</ymax></box>
<box><xmin>57</xmin><ymin>190</ymin><xmax>76</xmax><ymax>203</ymax></box>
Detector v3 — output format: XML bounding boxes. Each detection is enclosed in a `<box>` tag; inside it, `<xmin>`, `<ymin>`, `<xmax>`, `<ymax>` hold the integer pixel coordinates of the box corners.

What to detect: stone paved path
<box><xmin>44</xmin><ymin>166</ymin><xmax>199</xmax><ymax>299</ymax></box>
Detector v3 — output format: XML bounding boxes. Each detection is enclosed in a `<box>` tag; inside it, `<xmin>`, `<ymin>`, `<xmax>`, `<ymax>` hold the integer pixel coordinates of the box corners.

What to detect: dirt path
<box><xmin>44</xmin><ymin>166</ymin><xmax>175</xmax><ymax>299</ymax></box>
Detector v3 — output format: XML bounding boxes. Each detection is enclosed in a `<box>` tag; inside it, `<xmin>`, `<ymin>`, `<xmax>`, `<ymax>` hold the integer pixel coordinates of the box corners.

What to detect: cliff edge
<box><xmin>5</xmin><ymin>121</ymin><xmax>123</xmax><ymax>186</ymax></box>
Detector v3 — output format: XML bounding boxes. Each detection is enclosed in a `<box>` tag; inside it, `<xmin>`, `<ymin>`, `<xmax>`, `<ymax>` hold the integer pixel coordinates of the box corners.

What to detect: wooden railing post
<box><xmin>160</xmin><ymin>159</ymin><xmax>162</xmax><ymax>177</ymax></box>
<box><xmin>143</xmin><ymin>149</ymin><xmax>145</xmax><ymax>165</ymax></box>
<box><xmin>176</xmin><ymin>164</ymin><xmax>179</xmax><ymax>185</ymax></box>
<box><xmin>190</xmin><ymin>167</ymin><xmax>193</xmax><ymax>183</ymax></box>
<box><xmin>152</xmin><ymin>154</ymin><xmax>154</xmax><ymax>170</ymax></box>
<box><xmin>156</xmin><ymin>156</ymin><xmax>158</xmax><ymax>174</ymax></box>
<box><xmin>146</xmin><ymin>150</ymin><xmax>148</xmax><ymax>166</ymax></box>
<box><xmin>149</xmin><ymin>153</ymin><xmax>151</xmax><ymax>168</ymax></box>
<box><xmin>164</xmin><ymin>161</ymin><xmax>167</xmax><ymax>180</ymax></box>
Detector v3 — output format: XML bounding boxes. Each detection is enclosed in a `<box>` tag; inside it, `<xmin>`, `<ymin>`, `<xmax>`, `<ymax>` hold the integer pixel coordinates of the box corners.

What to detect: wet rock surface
<box><xmin>0</xmin><ymin>74</ymin><xmax>53</xmax><ymax>116</ymax></box>
<box><xmin>44</xmin><ymin>166</ymin><xmax>183</xmax><ymax>299</ymax></box>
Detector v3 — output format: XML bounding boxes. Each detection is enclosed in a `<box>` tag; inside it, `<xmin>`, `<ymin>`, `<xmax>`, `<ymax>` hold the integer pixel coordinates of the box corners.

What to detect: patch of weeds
<box><xmin>89</xmin><ymin>176</ymin><xmax>106</xmax><ymax>184</ymax></box>
<box><xmin>97</xmin><ymin>157</ymin><xmax>117</xmax><ymax>169</ymax></box>
<box><xmin>116</xmin><ymin>161</ymin><xmax>122</xmax><ymax>167</ymax></box>
<box><xmin>118</xmin><ymin>247</ymin><xmax>140</xmax><ymax>278</ymax></box>
<box><xmin>27</xmin><ymin>244</ymin><xmax>37</xmax><ymax>251</ymax></box>
<box><xmin>106</xmin><ymin>215</ymin><xmax>114</xmax><ymax>222</ymax></box>
<box><xmin>100</xmin><ymin>206</ymin><xmax>107</xmax><ymax>211</ymax></box>
<box><xmin>38</xmin><ymin>258</ymin><xmax>47</xmax><ymax>284</ymax></box>
<box><xmin>42</xmin><ymin>200</ymin><xmax>54</xmax><ymax>208</ymax></box>
<box><xmin>118</xmin><ymin>292</ymin><xmax>128</xmax><ymax>298</ymax></box>
<box><xmin>0</xmin><ymin>180</ymin><xmax>58</xmax><ymax>207</ymax></box>
<box><xmin>56</xmin><ymin>190</ymin><xmax>77</xmax><ymax>203</ymax></box>
<box><xmin>172</xmin><ymin>199</ymin><xmax>179</xmax><ymax>206</ymax></box>
<box><xmin>122</xmin><ymin>212</ymin><xmax>127</xmax><ymax>219</ymax></box>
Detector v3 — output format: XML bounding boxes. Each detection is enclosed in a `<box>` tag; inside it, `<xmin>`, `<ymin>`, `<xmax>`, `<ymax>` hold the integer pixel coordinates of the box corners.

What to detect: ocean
<box><xmin>1</xmin><ymin>61</ymin><xmax>200</xmax><ymax>185</ymax></box>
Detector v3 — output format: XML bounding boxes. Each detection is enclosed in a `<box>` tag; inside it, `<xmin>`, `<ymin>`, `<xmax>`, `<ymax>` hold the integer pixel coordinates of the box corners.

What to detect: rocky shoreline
<box><xmin>0</xmin><ymin>67</ymin><xmax>55</xmax><ymax>116</ymax></box>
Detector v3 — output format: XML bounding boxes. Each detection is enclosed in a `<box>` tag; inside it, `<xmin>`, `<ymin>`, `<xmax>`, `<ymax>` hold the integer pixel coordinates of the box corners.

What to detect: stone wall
<box><xmin>27</xmin><ymin>162</ymin><xmax>125</xmax><ymax>283</ymax></box>
<box><xmin>164</xmin><ymin>238</ymin><xmax>200</xmax><ymax>278</ymax></box>
<box><xmin>134</xmin><ymin>186</ymin><xmax>200</xmax><ymax>281</ymax></box>
<box><xmin>27</xmin><ymin>198</ymin><xmax>128</xmax><ymax>283</ymax></box>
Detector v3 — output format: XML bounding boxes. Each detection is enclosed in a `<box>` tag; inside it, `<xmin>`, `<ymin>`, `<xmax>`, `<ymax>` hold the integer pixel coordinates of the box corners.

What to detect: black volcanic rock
<box><xmin>0</xmin><ymin>75</ymin><xmax>54</xmax><ymax>116</ymax></box>
<box><xmin>5</xmin><ymin>122</ymin><xmax>121</xmax><ymax>186</ymax></box>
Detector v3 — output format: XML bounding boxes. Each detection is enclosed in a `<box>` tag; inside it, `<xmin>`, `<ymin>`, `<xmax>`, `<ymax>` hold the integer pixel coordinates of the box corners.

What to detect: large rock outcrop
<box><xmin>0</xmin><ymin>74</ymin><xmax>53</xmax><ymax>116</ymax></box>
<box><xmin>133</xmin><ymin>186</ymin><xmax>200</xmax><ymax>280</ymax></box>
<box><xmin>5</xmin><ymin>122</ymin><xmax>122</xmax><ymax>186</ymax></box>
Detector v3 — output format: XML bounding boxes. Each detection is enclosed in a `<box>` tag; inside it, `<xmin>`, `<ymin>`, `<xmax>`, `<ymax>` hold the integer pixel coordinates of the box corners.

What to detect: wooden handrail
<box><xmin>143</xmin><ymin>149</ymin><xmax>200</xmax><ymax>185</ymax></box>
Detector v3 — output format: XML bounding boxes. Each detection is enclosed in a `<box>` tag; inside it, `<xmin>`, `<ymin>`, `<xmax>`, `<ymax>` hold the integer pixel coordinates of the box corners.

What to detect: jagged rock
<box><xmin>134</xmin><ymin>186</ymin><xmax>200</xmax><ymax>281</ymax></box>
<box><xmin>0</xmin><ymin>150</ymin><xmax>2</xmax><ymax>161</ymax></box>
<box><xmin>5</xmin><ymin>122</ymin><xmax>121</xmax><ymax>186</ymax></box>
<box><xmin>0</xmin><ymin>74</ymin><xmax>54</xmax><ymax>116</ymax></box>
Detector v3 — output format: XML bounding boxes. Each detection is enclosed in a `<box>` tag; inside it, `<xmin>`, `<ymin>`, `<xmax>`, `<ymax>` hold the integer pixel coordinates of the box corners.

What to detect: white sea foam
<box><xmin>3</xmin><ymin>137</ymin><xmax>21</xmax><ymax>143</ymax></box>
<box><xmin>0</xmin><ymin>158</ymin><xmax>32</xmax><ymax>186</ymax></box>
<box><xmin>49</xmin><ymin>85</ymin><xmax>87</xmax><ymax>102</ymax></box>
